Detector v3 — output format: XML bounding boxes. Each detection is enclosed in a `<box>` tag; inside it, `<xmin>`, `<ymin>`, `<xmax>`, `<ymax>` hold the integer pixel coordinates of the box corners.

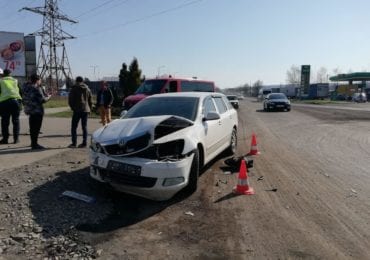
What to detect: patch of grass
<box><xmin>47</xmin><ymin>111</ymin><xmax>100</xmax><ymax>118</ymax></box>
<box><xmin>46</xmin><ymin>110</ymin><xmax>73</xmax><ymax>118</ymax></box>
<box><xmin>47</xmin><ymin>110</ymin><xmax>120</xmax><ymax>119</ymax></box>
<box><xmin>44</xmin><ymin>96</ymin><xmax>68</xmax><ymax>108</ymax></box>
<box><xmin>291</xmin><ymin>99</ymin><xmax>346</xmax><ymax>105</ymax></box>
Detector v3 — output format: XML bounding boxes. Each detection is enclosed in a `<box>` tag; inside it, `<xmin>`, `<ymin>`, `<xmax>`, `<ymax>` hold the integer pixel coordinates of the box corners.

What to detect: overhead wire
<box><xmin>75</xmin><ymin>0</ymin><xmax>117</xmax><ymax>19</ymax></box>
<box><xmin>69</xmin><ymin>0</ymin><xmax>130</xmax><ymax>28</ymax></box>
<box><xmin>78</xmin><ymin>0</ymin><xmax>204</xmax><ymax>38</ymax></box>
<box><xmin>1</xmin><ymin>0</ymin><xmax>40</xmax><ymax>27</ymax></box>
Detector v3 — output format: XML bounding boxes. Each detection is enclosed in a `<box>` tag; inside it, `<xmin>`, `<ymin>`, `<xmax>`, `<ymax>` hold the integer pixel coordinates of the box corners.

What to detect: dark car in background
<box><xmin>263</xmin><ymin>93</ymin><xmax>291</xmax><ymax>112</ymax></box>
<box><xmin>226</xmin><ymin>95</ymin><xmax>239</xmax><ymax>109</ymax></box>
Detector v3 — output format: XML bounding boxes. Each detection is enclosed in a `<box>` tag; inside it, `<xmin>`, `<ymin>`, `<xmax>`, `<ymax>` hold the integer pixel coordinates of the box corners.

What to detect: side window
<box><xmin>213</xmin><ymin>97</ymin><xmax>227</xmax><ymax>114</ymax></box>
<box><xmin>169</xmin><ymin>81</ymin><xmax>177</xmax><ymax>92</ymax></box>
<box><xmin>222</xmin><ymin>96</ymin><xmax>233</xmax><ymax>109</ymax></box>
<box><xmin>203</xmin><ymin>97</ymin><xmax>217</xmax><ymax>116</ymax></box>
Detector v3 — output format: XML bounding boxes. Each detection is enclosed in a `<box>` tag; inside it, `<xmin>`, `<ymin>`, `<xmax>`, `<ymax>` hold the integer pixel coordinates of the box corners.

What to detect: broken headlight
<box><xmin>135</xmin><ymin>139</ymin><xmax>185</xmax><ymax>160</ymax></box>
<box><xmin>155</xmin><ymin>139</ymin><xmax>185</xmax><ymax>159</ymax></box>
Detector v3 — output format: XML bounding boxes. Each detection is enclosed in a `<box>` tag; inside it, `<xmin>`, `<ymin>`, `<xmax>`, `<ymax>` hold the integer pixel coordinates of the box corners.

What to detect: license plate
<box><xmin>276</xmin><ymin>105</ymin><xmax>284</xmax><ymax>108</ymax></box>
<box><xmin>107</xmin><ymin>160</ymin><xmax>141</xmax><ymax>176</ymax></box>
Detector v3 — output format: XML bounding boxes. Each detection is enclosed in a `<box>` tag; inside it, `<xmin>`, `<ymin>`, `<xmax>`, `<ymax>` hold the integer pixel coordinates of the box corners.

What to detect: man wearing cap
<box><xmin>0</xmin><ymin>69</ymin><xmax>22</xmax><ymax>144</ymax></box>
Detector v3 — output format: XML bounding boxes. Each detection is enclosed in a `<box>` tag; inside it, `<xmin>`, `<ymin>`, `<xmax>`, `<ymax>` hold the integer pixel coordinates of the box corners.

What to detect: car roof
<box><xmin>148</xmin><ymin>92</ymin><xmax>225</xmax><ymax>99</ymax></box>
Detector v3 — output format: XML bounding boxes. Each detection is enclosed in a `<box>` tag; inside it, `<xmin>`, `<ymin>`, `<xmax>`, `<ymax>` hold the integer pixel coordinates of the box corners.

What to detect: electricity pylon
<box><xmin>21</xmin><ymin>0</ymin><xmax>77</xmax><ymax>93</ymax></box>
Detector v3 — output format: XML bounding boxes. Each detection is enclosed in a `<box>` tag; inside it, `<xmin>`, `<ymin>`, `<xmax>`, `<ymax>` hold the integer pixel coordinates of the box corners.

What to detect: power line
<box><xmin>70</xmin><ymin>0</ymin><xmax>129</xmax><ymax>26</ymax></box>
<box><xmin>75</xmin><ymin>0</ymin><xmax>117</xmax><ymax>18</ymax></box>
<box><xmin>1</xmin><ymin>0</ymin><xmax>39</xmax><ymax>27</ymax></box>
<box><xmin>79</xmin><ymin>0</ymin><xmax>203</xmax><ymax>38</ymax></box>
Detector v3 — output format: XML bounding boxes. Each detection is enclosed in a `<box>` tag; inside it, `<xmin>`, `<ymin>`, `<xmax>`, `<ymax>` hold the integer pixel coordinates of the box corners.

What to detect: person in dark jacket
<box><xmin>96</xmin><ymin>81</ymin><xmax>114</xmax><ymax>126</ymax></box>
<box><xmin>22</xmin><ymin>74</ymin><xmax>50</xmax><ymax>149</ymax></box>
<box><xmin>68</xmin><ymin>76</ymin><xmax>92</xmax><ymax>148</ymax></box>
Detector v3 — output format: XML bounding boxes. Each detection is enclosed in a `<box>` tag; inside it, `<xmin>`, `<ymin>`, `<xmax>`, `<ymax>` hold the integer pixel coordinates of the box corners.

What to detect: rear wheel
<box><xmin>186</xmin><ymin>149</ymin><xmax>199</xmax><ymax>193</ymax></box>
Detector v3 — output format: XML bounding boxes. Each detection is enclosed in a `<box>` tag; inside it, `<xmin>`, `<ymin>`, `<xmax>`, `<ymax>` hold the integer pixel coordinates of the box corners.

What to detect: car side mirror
<box><xmin>203</xmin><ymin>111</ymin><xmax>220</xmax><ymax>121</ymax></box>
<box><xmin>120</xmin><ymin>110</ymin><xmax>128</xmax><ymax>118</ymax></box>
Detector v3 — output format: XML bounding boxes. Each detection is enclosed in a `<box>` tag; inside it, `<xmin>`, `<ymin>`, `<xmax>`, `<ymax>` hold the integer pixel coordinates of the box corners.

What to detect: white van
<box><xmin>257</xmin><ymin>88</ymin><xmax>272</xmax><ymax>101</ymax></box>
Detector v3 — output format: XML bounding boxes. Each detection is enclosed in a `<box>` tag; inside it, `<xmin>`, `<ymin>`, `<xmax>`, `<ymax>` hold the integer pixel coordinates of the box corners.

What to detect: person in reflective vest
<box><xmin>0</xmin><ymin>69</ymin><xmax>22</xmax><ymax>144</ymax></box>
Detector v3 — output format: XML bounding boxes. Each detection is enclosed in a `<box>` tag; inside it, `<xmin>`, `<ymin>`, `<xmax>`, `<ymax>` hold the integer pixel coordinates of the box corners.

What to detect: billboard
<box><xmin>300</xmin><ymin>65</ymin><xmax>310</xmax><ymax>97</ymax></box>
<box><xmin>0</xmin><ymin>31</ymin><xmax>26</xmax><ymax>76</ymax></box>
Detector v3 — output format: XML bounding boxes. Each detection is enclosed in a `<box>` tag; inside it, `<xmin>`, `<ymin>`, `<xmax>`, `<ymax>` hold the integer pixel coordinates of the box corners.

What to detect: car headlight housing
<box><xmin>90</xmin><ymin>136</ymin><xmax>97</xmax><ymax>151</ymax></box>
<box><xmin>135</xmin><ymin>139</ymin><xmax>185</xmax><ymax>160</ymax></box>
<box><xmin>155</xmin><ymin>139</ymin><xmax>185</xmax><ymax>159</ymax></box>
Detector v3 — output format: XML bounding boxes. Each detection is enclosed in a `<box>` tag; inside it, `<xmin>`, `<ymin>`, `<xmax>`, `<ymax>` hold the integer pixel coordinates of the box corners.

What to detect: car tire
<box><xmin>226</xmin><ymin>128</ymin><xmax>237</xmax><ymax>155</ymax></box>
<box><xmin>186</xmin><ymin>149</ymin><xmax>200</xmax><ymax>194</ymax></box>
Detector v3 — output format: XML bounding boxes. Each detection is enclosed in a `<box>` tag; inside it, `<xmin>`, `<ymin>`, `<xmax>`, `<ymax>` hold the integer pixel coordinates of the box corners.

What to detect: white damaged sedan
<box><xmin>89</xmin><ymin>92</ymin><xmax>238</xmax><ymax>201</ymax></box>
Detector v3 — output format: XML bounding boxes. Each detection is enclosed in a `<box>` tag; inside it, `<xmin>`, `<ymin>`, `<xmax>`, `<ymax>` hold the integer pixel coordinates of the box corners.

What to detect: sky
<box><xmin>1</xmin><ymin>0</ymin><xmax>370</xmax><ymax>88</ymax></box>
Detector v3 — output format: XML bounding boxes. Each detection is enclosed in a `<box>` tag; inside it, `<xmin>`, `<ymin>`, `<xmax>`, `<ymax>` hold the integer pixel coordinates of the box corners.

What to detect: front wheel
<box><xmin>226</xmin><ymin>128</ymin><xmax>237</xmax><ymax>155</ymax></box>
<box><xmin>185</xmin><ymin>149</ymin><xmax>199</xmax><ymax>194</ymax></box>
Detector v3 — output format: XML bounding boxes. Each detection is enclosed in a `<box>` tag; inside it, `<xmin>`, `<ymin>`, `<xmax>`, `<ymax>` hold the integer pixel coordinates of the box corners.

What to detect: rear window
<box><xmin>181</xmin><ymin>81</ymin><xmax>214</xmax><ymax>92</ymax></box>
<box><xmin>135</xmin><ymin>80</ymin><xmax>167</xmax><ymax>95</ymax></box>
<box><xmin>227</xmin><ymin>96</ymin><xmax>237</xmax><ymax>100</ymax></box>
<box><xmin>269</xmin><ymin>93</ymin><xmax>287</xmax><ymax>99</ymax></box>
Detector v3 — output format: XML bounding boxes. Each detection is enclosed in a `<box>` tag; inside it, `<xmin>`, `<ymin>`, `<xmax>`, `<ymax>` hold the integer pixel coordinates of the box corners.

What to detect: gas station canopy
<box><xmin>329</xmin><ymin>72</ymin><xmax>370</xmax><ymax>82</ymax></box>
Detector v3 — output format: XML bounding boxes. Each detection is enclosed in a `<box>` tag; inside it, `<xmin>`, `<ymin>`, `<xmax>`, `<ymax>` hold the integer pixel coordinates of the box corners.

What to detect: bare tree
<box><xmin>286</xmin><ymin>65</ymin><xmax>301</xmax><ymax>85</ymax></box>
<box><xmin>332</xmin><ymin>67</ymin><xmax>341</xmax><ymax>75</ymax></box>
<box><xmin>252</xmin><ymin>80</ymin><xmax>263</xmax><ymax>97</ymax></box>
<box><xmin>316</xmin><ymin>67</ymin><xmax>328</xmax><ymax>83</ymax></box>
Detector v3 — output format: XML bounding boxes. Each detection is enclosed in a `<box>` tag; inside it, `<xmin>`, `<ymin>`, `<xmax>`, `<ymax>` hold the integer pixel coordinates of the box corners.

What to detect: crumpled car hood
<box><xmin>92</xmin><ymin>115</ymin><xmax>192</xmax><ymax>144</ymax></box>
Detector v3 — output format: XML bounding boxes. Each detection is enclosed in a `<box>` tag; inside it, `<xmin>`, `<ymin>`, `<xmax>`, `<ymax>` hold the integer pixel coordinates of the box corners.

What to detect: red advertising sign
<box><xmin>0</xmin><ymin>31</ymin><xmax>26</xmax><ymax>76</ymax></box>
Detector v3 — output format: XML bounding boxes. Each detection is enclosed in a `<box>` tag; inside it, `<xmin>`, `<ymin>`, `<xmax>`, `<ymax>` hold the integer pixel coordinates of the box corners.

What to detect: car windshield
<box><xmin>268</xmin><ymin>93</ymin><xmax>287</xmax><ymax>100</ymax></box>
<box><xmin>123</xmin><ymin>96</ymin><xmax>199</xmax><ymax>121</ymax></box>
<box><xmin>135</xmin><ymin>80</ymin><xmax>167</xmax><ymax>95</ymax></box>
<box><xmin>227</xmin><ymin>96</ymin><xmax>237</xmax><ymax>100</ymax></box>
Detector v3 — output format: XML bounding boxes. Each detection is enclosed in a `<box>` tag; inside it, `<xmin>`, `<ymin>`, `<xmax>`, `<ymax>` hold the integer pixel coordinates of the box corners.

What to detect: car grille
<box><xmin>104</xmin><ymin>133</ymin><xmax>151</xmax><ymax>155</ymax></box>
<box><xmin>98</xmin><ymin>168</ymin><xmax>157</xmax><ymax>188</ymax></box>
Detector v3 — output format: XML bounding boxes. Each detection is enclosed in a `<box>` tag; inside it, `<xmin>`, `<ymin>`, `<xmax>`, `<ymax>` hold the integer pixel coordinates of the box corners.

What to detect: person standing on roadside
<box><xmin>0</xmin><ymin>69</ymin><xmax>22</xmax><ymax>144</ymax></box>
<box><xmin>96</xmin><ymin>81</ymin><xmax>114</xmax><ymax>126</ymax></box>
<box><xmin>22</xmin><ymin>74</ymin><xmax>51</xmax><ymax>150</ymax></box>
<box><xmin>68</xmin><ymin>76</ymin><xmax>92</xmax><ymax>148</ymax></box>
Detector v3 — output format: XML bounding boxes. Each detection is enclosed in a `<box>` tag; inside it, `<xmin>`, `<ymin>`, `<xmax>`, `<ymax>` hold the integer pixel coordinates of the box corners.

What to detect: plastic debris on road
<box><xmin>184</xmin><ymin>211</ymin><xmax>194</xmax><ymax>216</ymax></box>
<box><xmin>60</xmin><ymin>190</ymin><xmax>96</xmax><ymax>203</ymax></box>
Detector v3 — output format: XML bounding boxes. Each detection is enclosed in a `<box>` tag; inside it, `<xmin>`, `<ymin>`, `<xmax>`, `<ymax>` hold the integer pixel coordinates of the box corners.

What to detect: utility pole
<box><xmin>90</xmin><ymin>65</ymin><xmax>99</xmax><ymax>80</ymax></box>
<box><xmin>21</xmin><ymin>0</ymin><xmax>77</xmax><ymax>94</ymax></box>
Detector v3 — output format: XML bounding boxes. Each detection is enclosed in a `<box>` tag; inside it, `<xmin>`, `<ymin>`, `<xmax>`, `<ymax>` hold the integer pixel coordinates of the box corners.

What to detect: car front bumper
<box><xmin>89</xmin><ymin>151</ymin><xmax>194</xmax><ymax>201</ymax></box>
<box><xmin>267</xmin><ymin>103</ymin><xmax>290</xmax><ymax>110</ymax></box>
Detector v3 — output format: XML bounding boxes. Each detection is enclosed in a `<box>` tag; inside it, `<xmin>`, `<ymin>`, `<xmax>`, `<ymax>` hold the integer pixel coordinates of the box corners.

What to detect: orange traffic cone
<box><xmin>248</xmin><ymin>133</ymin><xmax>260</xmax><ymax>156</ymax></box>
<box><xmin>233</xmin><ymin>159</ymin><xmax>255</xmax><ymax>195</ymax></box>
